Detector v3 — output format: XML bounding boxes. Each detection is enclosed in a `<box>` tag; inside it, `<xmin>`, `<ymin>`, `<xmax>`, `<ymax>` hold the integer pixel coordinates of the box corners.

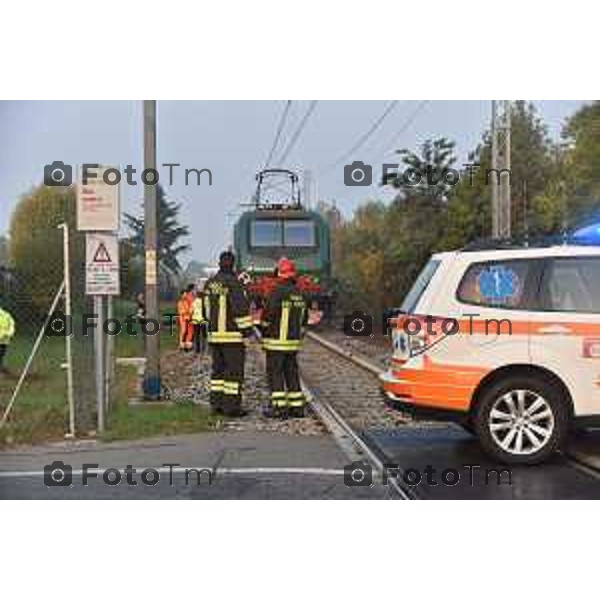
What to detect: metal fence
<box><xmin>0</xmin><ymin>226</ymin><xmax>113</xmax><ymax>446</ymax></box>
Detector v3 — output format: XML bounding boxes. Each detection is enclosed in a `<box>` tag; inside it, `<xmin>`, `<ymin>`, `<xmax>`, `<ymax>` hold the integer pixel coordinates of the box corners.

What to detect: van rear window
<box><xmin>400</xmin><ymin>259</ymin><xmax>441</xmax><ymax>313</ymax></box>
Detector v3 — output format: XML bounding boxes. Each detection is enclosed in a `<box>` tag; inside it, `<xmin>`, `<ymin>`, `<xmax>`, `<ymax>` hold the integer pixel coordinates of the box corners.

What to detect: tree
<box><xmin>123</xmin><ymin>186</ymin><xmax>191</xmax><ymax>281</ymax></box>
<box><xmin>9</xmin><ymin>185</ymin><xmax>78</xmax><ymax>317</ymax></box>
<box><xmin>508</xmin><ymin>101</ymin><xmax>554</xmax><ymax>236</ymax></box>
<box><xmin>562</xmin><ymin>101</ymin><xmax>600</xmax><ymax>226</ymax></box>
<box><xmin>384</xmin><ymin>137</ymin><xmax>458</xmax><ymax>202</ymax></box>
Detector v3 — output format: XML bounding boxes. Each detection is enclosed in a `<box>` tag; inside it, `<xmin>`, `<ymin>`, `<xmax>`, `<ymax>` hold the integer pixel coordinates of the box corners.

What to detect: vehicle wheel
<box><xmin>473</xmin><ymin>375</ymin><xmax>570</xmax><ymax>465</ymax></box>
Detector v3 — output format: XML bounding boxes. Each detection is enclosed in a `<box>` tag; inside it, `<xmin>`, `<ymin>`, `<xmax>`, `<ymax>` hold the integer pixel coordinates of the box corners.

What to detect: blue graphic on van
<box><xmin>477</xmin><ymin>266</ymin><xmax>518</xmax><ymax>302</ymax></box>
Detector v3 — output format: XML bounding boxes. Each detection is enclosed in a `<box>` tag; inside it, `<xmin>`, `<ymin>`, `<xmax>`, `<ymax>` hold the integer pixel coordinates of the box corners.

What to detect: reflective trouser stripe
<box><xmin>223</xmin><ymin>381</ymin><xmax>240</xmax><ymax>396</ymax></box>
<box><xmin>270</xmin><ymin>391</ymin><xmax>287</xmax><ymax>407</ymax></box>
<box><xmin>210</xmin><ymin>379</ymin><xmax>224</xmax><ymax>392</ymax></box>
<box><xmin>287</xmin><ymin>391</ymin><xmax>305</xmax><ymax>407</ymax></box>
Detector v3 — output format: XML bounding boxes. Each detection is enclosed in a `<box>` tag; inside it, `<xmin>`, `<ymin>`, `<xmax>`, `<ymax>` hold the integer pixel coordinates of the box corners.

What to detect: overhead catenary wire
<box><xmin>264</xmin><ymin>100</ymin><xmax>293</xmax><ymax>168</ymax></box>
<box><xmin>324</xmin><ymin>100</ymin><xmax>400</xmax><ymax>171</ymax></box>
<box><xmin>380</xmin><ymin>99</ymin><xmax>430</xmax><ymax>159</ymax></box>
<box><xmin>276</xmin><ymin>100</ymin><xmax>319</xmax><ymax>165</ymax></box>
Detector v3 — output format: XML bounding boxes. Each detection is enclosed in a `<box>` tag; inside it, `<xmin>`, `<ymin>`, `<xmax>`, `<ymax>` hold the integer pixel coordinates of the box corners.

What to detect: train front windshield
<box><xmin>251</xmin><ymin>219</ymin><xmax>316</xmax><ymax>247</ymax></box>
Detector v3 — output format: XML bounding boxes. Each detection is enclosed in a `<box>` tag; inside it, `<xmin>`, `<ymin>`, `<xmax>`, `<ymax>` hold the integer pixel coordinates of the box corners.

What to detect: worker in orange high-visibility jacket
<box><xmin>204</xmin><ymin>251</ymin><xmax>254</xmax><ymax>416</ymax></box>
<box><xmin>260</xmin><ymin>257</ymin><xmax>309</xmax><ymax>419</ymax></box>
<box><xmin>177</xmin><ymin>288</ymin><xmax>194</xmax><ymax>351</ymax></box>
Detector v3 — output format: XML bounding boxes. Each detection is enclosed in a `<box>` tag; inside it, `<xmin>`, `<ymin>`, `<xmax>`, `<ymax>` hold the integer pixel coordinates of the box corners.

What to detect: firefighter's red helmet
<box><xmin>277</xmin><ymin>257</ymin><xmax>296</xmax><ymax>280</ymax></box>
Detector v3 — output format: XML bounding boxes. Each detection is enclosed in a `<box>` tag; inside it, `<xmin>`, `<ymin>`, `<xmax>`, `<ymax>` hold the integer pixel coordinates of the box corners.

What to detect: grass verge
<box><xmin>100</xmin><ymin>365</ymin><xmax>217</xmax><ymax>443</ymax></box>
<box><xmin>0</xmin><ymin>331</ymin><xmax>216</xmax><ymax>448</ymax></box>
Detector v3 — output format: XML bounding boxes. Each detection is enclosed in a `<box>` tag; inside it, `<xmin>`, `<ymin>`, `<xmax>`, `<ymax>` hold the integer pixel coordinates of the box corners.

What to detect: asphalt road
<box><xmin>364</xmin><ymin>425</ymin><xmax>600</xmax><ymax>499</ymax></box>
<box><xmin>0</xmin><ymin>432</ymin><xmax>391</xmax><ymax>500</ymax></box>
<box><xmin>2</xmin><ymin>427</ymin><xmax>599</xmax><ymax>499</ymax></box>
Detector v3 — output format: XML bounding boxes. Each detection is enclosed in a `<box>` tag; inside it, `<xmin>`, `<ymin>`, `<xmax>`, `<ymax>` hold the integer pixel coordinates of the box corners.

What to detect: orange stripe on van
<box><xmin>386</xmin><ymin>355</ymin><xmax>488</xmax><ymax>411</ymax></box>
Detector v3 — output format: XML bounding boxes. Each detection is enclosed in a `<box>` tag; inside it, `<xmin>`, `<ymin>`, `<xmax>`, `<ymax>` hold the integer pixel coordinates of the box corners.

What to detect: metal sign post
<box><xmin>94</xmin><ymin>295</ymin><xmax>105</xmax><ymax>432</ymax></box>
<box><xmin>58</xmin><ymin>223</ymin><xmax>76</xmax><ymax>438</ymax></box>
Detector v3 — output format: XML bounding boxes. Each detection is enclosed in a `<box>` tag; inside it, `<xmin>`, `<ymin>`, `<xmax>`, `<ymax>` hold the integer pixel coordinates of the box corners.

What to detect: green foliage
<box><xmin>562</xmin><ymin>101</ymin><xmax>600</xmax><ymax>224</ymax></box>
<box><xmin>384</xmin><ymin>137</ymin><xmax>458</xmax><ymax>202</ymax></box>
<box><xmin>508</xmin><ymin>101</ymin><xmax>554</xmax><ymax>235</ymax></box>
<box><xmin>123</xmin><ymin>185</ymin><xmax>191</xmax><ymax>281</ymax></box>
<box><xmin>8</xmin><ymin>185</ymin><xmax>77</xmax><ymax>319</ymax></box>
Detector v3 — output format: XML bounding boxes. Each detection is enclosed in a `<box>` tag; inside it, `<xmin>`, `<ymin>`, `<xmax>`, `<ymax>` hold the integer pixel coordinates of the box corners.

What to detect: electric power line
<box><xmin>324</xmin><ymin>100</ymin><xmax>400</xmax><ymax>171</ymax></box>
<box><xmin>380</xmin><ymin>99</ymin><xmax>430</xmax><ymax>158</ymax></box>
<box><xmin>264</xmin><ymin>100</ymin><xmax>293</xmax><ymax>168</ymax></box>
<box><xmin>276</xmin><ymin>100</ymin><xmax>319</xmax><ymax>165</ymax></box>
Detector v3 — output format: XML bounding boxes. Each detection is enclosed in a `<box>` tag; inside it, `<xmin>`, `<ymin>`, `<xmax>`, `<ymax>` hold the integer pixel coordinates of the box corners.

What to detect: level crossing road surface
<box><xmin>2</xmin><ymin>427</ymin><xmax>600</xmax><ymax>499</ymax></box>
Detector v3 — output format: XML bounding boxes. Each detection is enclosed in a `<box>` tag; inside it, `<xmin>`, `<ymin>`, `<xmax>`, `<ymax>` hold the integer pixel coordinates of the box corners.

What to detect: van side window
<box><xmin>542</xmin><ymin>257</ymin><xmax>600</xmax><ymax>313</ymax></box>
<box><xmin>457</xmin><ymin>259</ymin><xmax>538</xmax><ymax>309</ymax></box>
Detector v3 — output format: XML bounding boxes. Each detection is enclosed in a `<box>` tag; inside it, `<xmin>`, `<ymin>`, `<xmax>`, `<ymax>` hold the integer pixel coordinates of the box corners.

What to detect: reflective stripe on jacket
<box><xmin>261</xmin><ymin>280</ymin><xmax>307</xmax><ymax>352</ymax></box>
<box><xmin>204</xmin><ymin>271</ymin><xmax>252</xmax><ymax>343</ymax></box>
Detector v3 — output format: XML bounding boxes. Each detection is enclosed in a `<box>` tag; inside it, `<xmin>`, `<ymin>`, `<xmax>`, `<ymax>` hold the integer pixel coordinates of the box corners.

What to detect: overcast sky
<box><xmin>0</xmin><ymin>100</ymin><xmax>585</xmax><ymax>263</ymax></box>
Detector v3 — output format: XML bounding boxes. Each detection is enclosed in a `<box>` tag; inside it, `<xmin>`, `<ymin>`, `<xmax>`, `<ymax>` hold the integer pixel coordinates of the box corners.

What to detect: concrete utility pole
<box><xmin>491</xmin><ymin>100</ymin><xmax>512</xmax><ymax>239</ymax></box>
<box><xmin>143</xmin><ymin>100</ymin><xmax>161</xmax><ymax>399</ymax></box>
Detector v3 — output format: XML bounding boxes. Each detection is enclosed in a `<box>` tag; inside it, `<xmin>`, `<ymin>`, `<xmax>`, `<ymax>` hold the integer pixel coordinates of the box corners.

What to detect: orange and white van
<box><xmin>380</xmin><ymin>243</ymin><xmax>600</xmax><ymax>464</ymax></box>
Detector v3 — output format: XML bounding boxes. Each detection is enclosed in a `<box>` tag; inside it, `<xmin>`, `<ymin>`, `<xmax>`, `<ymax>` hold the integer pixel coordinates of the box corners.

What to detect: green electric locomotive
<box><xmin>232</xmin><ymin>169</ymin><xmax>335</xmax><ymax>314</ymax></box>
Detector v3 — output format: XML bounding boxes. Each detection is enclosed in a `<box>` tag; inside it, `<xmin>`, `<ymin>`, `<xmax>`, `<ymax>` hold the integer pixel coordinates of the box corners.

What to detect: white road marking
<box><xmin>0</xmin><ymin>466</ymin><xmax>345</xmax><ymax>479</ymax></box>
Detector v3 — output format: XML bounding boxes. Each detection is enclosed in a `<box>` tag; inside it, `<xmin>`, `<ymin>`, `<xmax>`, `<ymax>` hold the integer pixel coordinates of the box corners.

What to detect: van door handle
<box><xmin>537</xmin><ymin>325</ymin><xmax>573</xmax><ymax>335</ymax></box>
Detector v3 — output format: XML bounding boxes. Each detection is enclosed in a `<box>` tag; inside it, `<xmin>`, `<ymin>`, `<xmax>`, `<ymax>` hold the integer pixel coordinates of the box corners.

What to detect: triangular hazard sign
<box><xmin>93</xmin><ymin>242</ymin><xmax>112</xmax><ymax>263</ymax></box>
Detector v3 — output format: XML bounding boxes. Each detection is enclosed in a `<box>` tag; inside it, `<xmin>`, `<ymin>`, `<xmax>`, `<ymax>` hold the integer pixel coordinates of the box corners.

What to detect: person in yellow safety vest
<box><xmin>191</xmin><ymin>288</ymin><xmax>208</xmax><ymax>355</ymax></box>
<box><xmin>0</xmin><ymin>306</ymin><xmax>16</xmax><ymax>375</ymax></box>
<box><xmin>260</xmin><ymin>257</ymin><xmax>309</xmax><ymax>419</ymax></box>
<box><xmin>203</xmin><ymin>251</ymin><xmax>254</xmax><ymax>416</ymax></box>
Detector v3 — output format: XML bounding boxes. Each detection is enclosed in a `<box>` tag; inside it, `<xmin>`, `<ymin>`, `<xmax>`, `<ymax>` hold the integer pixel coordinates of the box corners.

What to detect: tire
<box><xmin>473</xmin><ymin>374</ymin><xmax>570</xmax><ymax>465</ymax></box>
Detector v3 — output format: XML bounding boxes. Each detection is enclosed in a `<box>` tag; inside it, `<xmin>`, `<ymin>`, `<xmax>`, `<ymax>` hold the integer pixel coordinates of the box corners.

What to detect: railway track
<box><xmin>300</xmin><ymin>331</ymin><xmax>418</xmax><ymax>499</ymax></box>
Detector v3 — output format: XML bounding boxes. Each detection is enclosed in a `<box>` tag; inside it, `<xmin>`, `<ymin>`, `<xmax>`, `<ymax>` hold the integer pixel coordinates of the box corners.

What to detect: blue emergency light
<box><xmin>572</xmin><ymin>222</ymin><xmax>600</xmax><ymax>244</ymax></box>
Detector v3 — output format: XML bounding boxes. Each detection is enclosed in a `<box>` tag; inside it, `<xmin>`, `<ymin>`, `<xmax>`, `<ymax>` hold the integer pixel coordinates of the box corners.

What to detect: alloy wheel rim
<box><xmin>489</xmin><ymin>389</ymin><xmax>555</xmax><ymax>455</ymax></box>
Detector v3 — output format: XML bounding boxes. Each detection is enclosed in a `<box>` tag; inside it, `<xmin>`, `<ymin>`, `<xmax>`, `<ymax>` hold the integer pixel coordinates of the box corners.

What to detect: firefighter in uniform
<box><xmin>204</xmin><ymin>251</ymin><xmax>254</xmax><ymax>416</ymax></box>
<box><xmin>261</xmin><ymin>257</ymin><xmax>308</xmax><ymax>419</ymax></box>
